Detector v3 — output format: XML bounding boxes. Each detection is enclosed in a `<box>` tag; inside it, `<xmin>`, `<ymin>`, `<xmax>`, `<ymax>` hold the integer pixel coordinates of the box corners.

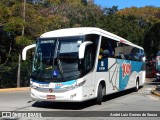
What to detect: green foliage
<box><xmin>4</xmin><ymin>17</ymin><xmax>24</xmax><ymax>32</ymax></box>
<box><xmin>97</xmin><ymin>14</ymin><xmax>150</xmax><ymax>46</ymax></box>
<box><xmin>0</xmin><ymin>63</ymin><xmax>17</xmax><ymax>88</ymax></box>
<box><xmin>117</xmin><ymin>6</ymin><xmax>160</xmax><ymax>23</ymax></box>
<box><xmin>116</xmin><ymin>6</ymin><xmax>160</xmax><ymax>56</ymax></box>
<box><xmin>144</xmin><ymin>22</ymin><xmax>160</xmax><ymax>57</ymax></box>
<box><xmin>0</xmin><ymin>61</ymin><xmax>31</xmax><ymax>88</ymax></box>
<box><xmin>15</xmin><ymin>36</ymin><xmax>33</xmax><ymax>48</ymax></box>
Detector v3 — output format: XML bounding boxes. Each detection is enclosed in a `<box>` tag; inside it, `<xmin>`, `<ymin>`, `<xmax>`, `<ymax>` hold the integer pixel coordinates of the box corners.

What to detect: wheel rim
<box><xmin>136</xmin><ymin>81</ymin><xmax>139</xmax><ymax>89</ymax></box>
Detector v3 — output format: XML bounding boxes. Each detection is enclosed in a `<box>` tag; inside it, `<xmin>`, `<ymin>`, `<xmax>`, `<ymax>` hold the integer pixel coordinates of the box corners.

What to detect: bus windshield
<box><xmin>31</xmin><ymin>36</ymin><xmax>83</xmax><ymax>82</ymax></box>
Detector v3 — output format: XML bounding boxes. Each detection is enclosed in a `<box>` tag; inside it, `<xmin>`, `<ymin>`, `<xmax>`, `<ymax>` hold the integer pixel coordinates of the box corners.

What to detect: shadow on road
<box><xmin>32</xmin><ymin>88</ymin><xmax>139</xmax><ymax>110</ymax></box>
<box><xmin>32</xmin><ymin>98</ymin><xmax>98</xmax><ymax>110</ymax></box>
<box><xmin>103</xmin><ymin>88</ymin><xmax>137</xmax><ymax>102</ymax></box>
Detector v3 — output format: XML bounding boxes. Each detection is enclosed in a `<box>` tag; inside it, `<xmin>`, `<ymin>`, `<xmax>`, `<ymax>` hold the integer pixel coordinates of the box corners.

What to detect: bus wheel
<box><xmin>96</xmin><ymin>84</ymin><xmax>103</xmax><ymax>105</ymax></box>
<box><xmin>134</xmin><ymin>80</ymin><xmax>139</xmax><ymax>92</ymax></box>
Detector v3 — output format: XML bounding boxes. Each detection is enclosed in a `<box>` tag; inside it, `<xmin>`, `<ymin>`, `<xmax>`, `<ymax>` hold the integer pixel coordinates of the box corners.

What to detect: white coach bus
<box><xmin>22</xmin><ymin>27</ymin><xmax>146</xmax><ymax>104</ymax></box>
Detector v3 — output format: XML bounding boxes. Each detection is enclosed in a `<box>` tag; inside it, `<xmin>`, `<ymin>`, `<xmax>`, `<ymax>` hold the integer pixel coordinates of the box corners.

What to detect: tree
<box><xmin>103</xmin><ymin>6</ymin><xmax>118</xmax><ymax>15</ymax></box>
<box><xmin>144</xmin><ymin>22</ymin><xmax>160</xmax><ymax>58</ymax></box>
<box><xmin>0</xmin><ymin>0</ymin><xmax>159</xmax><ymax>88</ymax></box>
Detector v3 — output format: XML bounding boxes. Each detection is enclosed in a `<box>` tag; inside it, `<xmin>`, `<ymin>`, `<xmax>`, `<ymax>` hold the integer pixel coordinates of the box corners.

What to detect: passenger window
<box><xmin>98</xmin><ymin>36</ymin><xmax>144</xmax><ymax>61</ymax></box>
<box><xmin>130</xmin><ymin>48</ymin><xmax>139</xmax><ymax>61</ymax></box>
<box><xmin>99</xmin><ymin>37</ymin><xmax>115</xmax><ymax>59</ymax></box>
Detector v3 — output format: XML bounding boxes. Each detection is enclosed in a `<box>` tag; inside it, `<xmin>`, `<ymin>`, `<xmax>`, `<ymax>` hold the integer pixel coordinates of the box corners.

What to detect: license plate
<box><xmin>47</xmin><ymin>95</ymin><xmax>55</xmax><ymax>99</ymax></box>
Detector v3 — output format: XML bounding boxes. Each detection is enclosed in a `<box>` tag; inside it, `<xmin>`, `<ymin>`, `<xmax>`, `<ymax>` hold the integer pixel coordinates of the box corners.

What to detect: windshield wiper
<box><xmin>52</xmin><ymin>39</ymin><xmax>59</xmax><ymax>78</ymax></box>
<box><xmin>52</xmin><ymin>40</ymin><xmax>65</xmax><ymax>81</ymax></box>
<box><xmin>57</xmin><ymin>59</ymin><xmax>65</xmax><ymax>81</ymax></box>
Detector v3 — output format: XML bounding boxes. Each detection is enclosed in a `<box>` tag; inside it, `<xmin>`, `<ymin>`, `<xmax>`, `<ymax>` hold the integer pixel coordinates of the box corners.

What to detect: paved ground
<box><xmin>146</xmin><ymin>78</ymin><xmax>160</xmax><ymax>97</ymax></box>
<box><xmin>0</xmin><ymin>78</ymin><xmax>160</xmax><ymax>120</ymax></box>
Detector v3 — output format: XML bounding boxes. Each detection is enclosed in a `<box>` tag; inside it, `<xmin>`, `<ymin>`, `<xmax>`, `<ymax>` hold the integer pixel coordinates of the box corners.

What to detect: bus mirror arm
<box><xmin>79</xmin><ymin>41</ymin><xmax>93</xmax><ymax>59</ymax></box>
<box><xmin>22</xmin><ymin>44</ymin><xmax>36</xmax><ymax>60</ymax></box>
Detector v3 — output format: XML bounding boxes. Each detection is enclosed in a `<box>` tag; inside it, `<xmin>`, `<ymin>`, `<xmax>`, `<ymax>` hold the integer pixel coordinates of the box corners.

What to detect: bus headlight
<box><xmin>30</xmin><ymin>84</ymin><xmax>39</xmax><ymax>89</ymax></box>
<box><xmin>63</xmin><ymin>84</ymin><xmax>76</xmax><ymax>90</ymax></box>
<box><xmin>76</xmin><ymin>79</ymin><xmax>86</xmax><ymax>87</ymax></box>
<box><xmin>62</xmin><ymin>79</ymin><xmax>86</xmax><ymax>91</ymax></box>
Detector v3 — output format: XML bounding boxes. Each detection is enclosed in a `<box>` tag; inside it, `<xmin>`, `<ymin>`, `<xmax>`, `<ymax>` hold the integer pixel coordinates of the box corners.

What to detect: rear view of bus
<box><xmin>156</xmin><ymin>50</ymin><xmax>160</xmax><ymax>80</ymax></box>
<box><xmin>22</xmin><ymin>27</ymin><xmax>146</xmax><ymax>105</ymax></box>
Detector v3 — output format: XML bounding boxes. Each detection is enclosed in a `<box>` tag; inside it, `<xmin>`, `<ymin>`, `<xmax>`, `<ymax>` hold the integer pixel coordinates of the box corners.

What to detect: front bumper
<box><xmin>30</xmin><ymin>87</ymin><xmax>84</xmax><ymax>102</ymax></box>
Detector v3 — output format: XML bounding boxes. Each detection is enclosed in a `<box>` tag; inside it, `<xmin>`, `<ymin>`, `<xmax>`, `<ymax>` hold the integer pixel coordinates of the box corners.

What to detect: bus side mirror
<box><xmin>22</xmin><ymin>44</ymin><xmax>36</xmax><ymax>60</ymax></box>
<box><xmin>78</xmin><ymin>41</ymin><xmax>92</xmax><ymax>59</ymax></box>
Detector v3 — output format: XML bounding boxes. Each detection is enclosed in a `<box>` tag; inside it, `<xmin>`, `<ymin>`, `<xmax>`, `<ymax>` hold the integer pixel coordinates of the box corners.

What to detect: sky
<box><xmin>94</xmin><ymin>0</ymin><xmax>160</xmax><ymax>9</ymax></box>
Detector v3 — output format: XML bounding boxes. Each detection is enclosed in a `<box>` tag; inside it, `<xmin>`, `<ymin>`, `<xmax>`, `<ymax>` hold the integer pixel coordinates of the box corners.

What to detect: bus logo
<box><xmin>122</xmin><ymin>63</ymin><xmax>131</xmax><ymax>78</ymax></box>
<box><xmin>49</xmin><ymin>88</ymin><xmax>53</xmax><ymax>93</ymax></box>
<box><xmin>52</xmin><ymin>70</ymin><xmax>58</xmax><ymax>77</ymax></box>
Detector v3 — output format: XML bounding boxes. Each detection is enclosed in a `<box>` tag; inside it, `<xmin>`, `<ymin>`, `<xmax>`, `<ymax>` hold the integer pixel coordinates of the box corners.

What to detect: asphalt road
<box><xmin>0</xmin><ymin>79</ymin><xmax>160</xmax><ymax>120</ymax></box>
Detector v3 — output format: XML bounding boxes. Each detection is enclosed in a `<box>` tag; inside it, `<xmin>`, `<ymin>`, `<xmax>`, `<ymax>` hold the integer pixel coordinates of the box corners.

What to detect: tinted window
<box><xmin>99</xmin><ymin>37</ymin><xmax>116</xmax><ymax>58</ymax></box>
<box><xmin>130</xmin><ymin>48</ymin><xmax>144</xmax><ymax>61</ymax></box>
<box><xmin>99</xmin><ymin>36</ymin><xmax>144</xmax><ymax>61</ymax></box>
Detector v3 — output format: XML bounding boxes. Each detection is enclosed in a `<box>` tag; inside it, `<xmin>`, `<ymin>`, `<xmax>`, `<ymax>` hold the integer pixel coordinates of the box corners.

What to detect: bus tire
<box><xmin>96</xmin><ymin>84</ymin><xmax>103</xmax><ymax>105</ymax></box>
<box><xmin>134</xmin><ymin>80</ymin><xmax>139</xmax><ymax>92</ymax></box>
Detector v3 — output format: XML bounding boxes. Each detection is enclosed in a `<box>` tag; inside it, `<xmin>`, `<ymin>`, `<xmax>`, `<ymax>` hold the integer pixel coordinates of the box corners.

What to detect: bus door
<box><xmin>80</xmin><ymin>34</ymin><xmax>100</xmax><ymax>86</ymax></box>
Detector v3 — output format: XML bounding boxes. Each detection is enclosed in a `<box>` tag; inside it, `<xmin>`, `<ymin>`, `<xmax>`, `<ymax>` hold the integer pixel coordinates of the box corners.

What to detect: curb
<box><xmin>151</xmin><ymin>86</ymin><xmax>160</xmax><ymax>97</ymax></box>
<box><xmin>151</xmin><ymin>90</ymin><xmax>160</xmax><ymax>97</ymax></box>
<box><xmin>0</xmin><ymin>87</ymin><xmax>30</xmax><ymax>92</ymax></box>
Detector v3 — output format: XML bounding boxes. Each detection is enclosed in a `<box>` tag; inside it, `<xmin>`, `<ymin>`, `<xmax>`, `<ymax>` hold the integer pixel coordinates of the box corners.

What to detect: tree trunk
<box><xmin>17</xmin><ymin>54</ymin><xmax>21</xmax><ymax>88</ymax></box>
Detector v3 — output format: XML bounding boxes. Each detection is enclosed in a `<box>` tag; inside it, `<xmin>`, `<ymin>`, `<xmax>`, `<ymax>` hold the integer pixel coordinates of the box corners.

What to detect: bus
<box><xmin>22</xmin><ymin>27</ymin><xmax>146</xmax><ymax>105</ymax></box>
<box><xmin>156</xmin><ymin>50</ymin><xmax>160</xmax><ymax>80</ymax></box>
